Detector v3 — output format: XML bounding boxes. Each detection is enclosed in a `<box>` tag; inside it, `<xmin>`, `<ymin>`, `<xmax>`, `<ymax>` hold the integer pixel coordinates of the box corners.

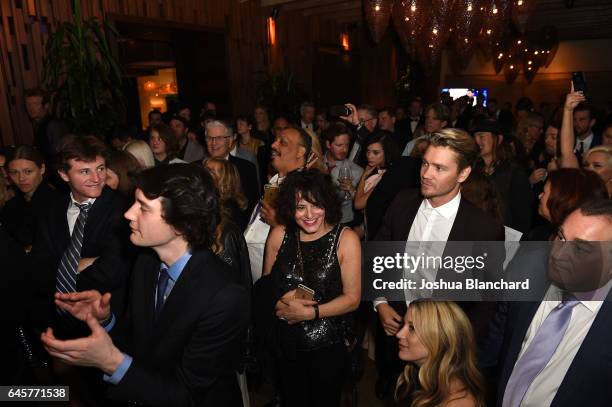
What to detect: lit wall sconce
<box><xmin>341</xmin><ymin>33</ymin><xmax>350</xmax><ymax>51</ymax></box>
<box><xmin>267</xmin><ymin>8</ymin><xmax>279</xmax><ymax>46</ymax></box>
<box><xmin>143</xmin><ymin>80</ymin><xmax>157</xmax><ymax>92</ymax></box>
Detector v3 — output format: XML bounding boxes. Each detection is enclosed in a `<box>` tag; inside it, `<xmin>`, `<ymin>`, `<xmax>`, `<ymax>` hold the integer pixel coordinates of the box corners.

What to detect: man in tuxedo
<box><xmin>41</xmin><ymin>164</ymin><xmax>249</xmax><ymax>406</ymax></box>
<box><xmin>373</xmin><ymin>128</ymin><xmax>504</xmax><ymax>398</ymax></box>
<box><xmin>299</xmin><ymin>101</ymin><xmax>316</xmax><ymax>132</ymax></box>
<box><xmin>205</xmin><ymin>120</ymin><xmax>259</xmax><ymax>211</ymax></box>
<box><xmin>480</xmin><ymin>199</ymin><xmax>612</xmax><ymax>407</ymax></box>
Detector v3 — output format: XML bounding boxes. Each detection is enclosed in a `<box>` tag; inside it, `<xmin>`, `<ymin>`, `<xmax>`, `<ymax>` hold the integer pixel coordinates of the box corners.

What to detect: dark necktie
<box><xmin>502</xmin><ymin>293</ymin><xmax>579</xmax><ymax>407</ymax></box>
<box><xmin>155</xmin><ymin>267</ymin><xmax>171</xmax><ymax>318</ymax></box>
<box><xmin>56</xmin><ymin>202</ymin><xmax>91</xmax><ymax>295</ymax></box>
<box><xmin>578</xmin><ymin>141</ymin><xmax>584</xmax><ymax>154</ymax></box>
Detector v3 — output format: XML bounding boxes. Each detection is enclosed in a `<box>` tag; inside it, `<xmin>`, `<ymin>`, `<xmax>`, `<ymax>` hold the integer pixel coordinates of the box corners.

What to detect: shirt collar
<box><xmin>576</xmin><ymin>132</ymin><xmax>594</xmax><ymax>145</ymax></box>
<box><xmin>162</xmin><ymin>250</ymin><xmax>192</xmax><ymax>281</ymax></box>
<box><xmin>549</xmin><ymin>278</ymin><xmax>612</xmax><ymax>312</ymax></box>
<box><xmin>423</xmin><ymin>191</ymin><xmax>461</xmax><ymax>219</ymax></box>
<box><xmin>70</xmin><ymin>193</ymin><xmax>96</xmax><ymax>208</ymax></box>
<box><xmin>230</xmin><ymin>145</ymin><xmax>238</xmax><ymax>156</ymax></box>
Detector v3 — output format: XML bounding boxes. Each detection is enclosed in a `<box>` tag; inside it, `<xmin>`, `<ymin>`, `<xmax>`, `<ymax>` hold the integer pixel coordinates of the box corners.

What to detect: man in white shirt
<box><xmin>573</xmin><ymin>104</ymin><xmax>599</xmax><ymax>155</ymax></box>
<box><xmin>244</xmin><ymin>126</ymin><xmax>313</xmax><ymax>282</ymax></box>
<box><xmin>373</xmin><ymin>128</ymin><xmax>504</xmax><ymax>398</ymax></box>
<box><xmin>481</xmin><ymin>198</ymin><xmax>612</xmax><ymax>407</ymax></box>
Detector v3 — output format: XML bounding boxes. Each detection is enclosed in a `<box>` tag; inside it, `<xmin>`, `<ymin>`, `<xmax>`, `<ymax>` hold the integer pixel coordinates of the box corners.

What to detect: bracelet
<box><xmin>312</xmin><ymin>304</ymin><xmax>319</xmax><ymax>320</ymax></box>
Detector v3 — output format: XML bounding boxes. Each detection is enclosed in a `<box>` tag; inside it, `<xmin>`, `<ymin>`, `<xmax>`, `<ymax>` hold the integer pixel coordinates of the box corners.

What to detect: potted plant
<box><xmin>42</xmin><ymin>0</ymin><xmax>125</xmax><ymax>136</ymax></box>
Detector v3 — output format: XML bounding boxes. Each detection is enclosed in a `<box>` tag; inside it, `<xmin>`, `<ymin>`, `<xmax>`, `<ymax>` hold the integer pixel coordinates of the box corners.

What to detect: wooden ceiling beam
<box><xmin>301</xmin><ymin>1</ymin><xmax>360</xmax><ymax>17</ymax></box>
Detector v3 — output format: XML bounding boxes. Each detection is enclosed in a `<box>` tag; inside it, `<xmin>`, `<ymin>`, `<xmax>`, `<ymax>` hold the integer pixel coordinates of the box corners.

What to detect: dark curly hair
<box><xmin>136</xmin><ymin>163</ymin><xmax>220</xmax><ymax>250</ymax></box>
<box><xmin>276</xmin><ymin>168</ymin><xmax>342</xmax><ymax>231</ymax></box>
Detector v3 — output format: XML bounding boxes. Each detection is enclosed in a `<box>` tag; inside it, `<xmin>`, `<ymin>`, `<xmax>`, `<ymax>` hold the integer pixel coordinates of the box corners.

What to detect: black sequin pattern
<box><xmin>272</xmin><ymin>224</ymin><xmax>348</xmax><ymax>350</ymax></box>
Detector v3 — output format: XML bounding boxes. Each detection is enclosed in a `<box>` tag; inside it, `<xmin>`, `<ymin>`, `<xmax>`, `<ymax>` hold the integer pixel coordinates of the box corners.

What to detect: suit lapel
<box><xmin>54</xmin><ymin>196</ymin><xmax>71</xmax><ymax>253</ymax></box>
<box><xmin>81</xmin><ymin>187</ymin><xmax>111</xmax><ymax>251</ymax></box>
<box><xmin>448</xmin><ymin>196</ymin><xmax>469</xmax><ymax>241</ymax></box>
<box><xmin>150</xmin><ymin>251</ymin><xmax>210</xmax><ymax>342</ymax></box>
<box><xmin>552</xmin><ymin>300</ymin><xmax>612</xmax><ymax>404</ymax></box>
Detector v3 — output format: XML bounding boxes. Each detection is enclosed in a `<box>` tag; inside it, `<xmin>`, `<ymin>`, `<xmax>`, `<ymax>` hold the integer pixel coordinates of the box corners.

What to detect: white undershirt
<box><xmin>374</xmin><ymin>192</ymin><xmax>461</xmax><ymax>309</ymax></box>
<box><xmin>66</xmin><ymin>193</ymin><xmax>96</xmax><ymax>235</ymax></box>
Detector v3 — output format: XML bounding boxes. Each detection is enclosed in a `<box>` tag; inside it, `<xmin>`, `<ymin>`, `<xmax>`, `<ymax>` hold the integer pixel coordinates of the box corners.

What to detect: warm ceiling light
<box><xmin>486</xmin><ymin>29</ymin><xmax>492</xmax><ymax>35</ymax></box>
<box><xmin>528</xmin><ymin>60</ymin><xmax>532</xmax><ymax>65</ymax></box>
<box><xmin>492</xmin><ymin>7</ymin><xmax>498</xmax><ymax>14</ymax></box>
<box><xmin>510</xmin><ymin>65</ymin><xmax>515</xmax><ymax>69</ymax></box>
<box><xmin>411</xmin><ymin>5</ymin><xmax>416</xmax><ymax>11</ymax></box>
<box><xmin>517</xmin><ymin>0</ymin><xmax>523</xmax><ymax>5</ymax></box>
<box><xmin>375</xmin><ymin>4</ymin><xmax>381</xmax><ymax>11</ymax></box>
<box><xmin>517</xmin><ymin>40</ymin><xmax>522</xmax><ymax>44</ymax></box>
<box><xmin>498</xmin><ymin>53</ymin><xmax>504</xmax><ymax>59</ymax></box>
<box><xmin>433</xmin><ymin>28</ymin><xmax>438</xmax><ymax>35</ymax></box>
<box><xmin>467</xmin><ymin>4</ymin><xmax>473</xmax><ymax>11</ymax></box>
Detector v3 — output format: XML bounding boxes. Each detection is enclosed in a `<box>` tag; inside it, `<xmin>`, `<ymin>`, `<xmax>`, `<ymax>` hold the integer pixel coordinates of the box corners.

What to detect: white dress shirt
<box><xmin>374</xmin><ymin>192</ymin><xmax>461</xmax><ymax>309</ymax></box>
<box><xmin>508</xmin><ymin>281</ymin><xmax>610</xmax><ymax>407</ymax></box>
<box><xmin>244</xmin><ymin>174</ymin><xmax>282</xmax><ymax>283</ymax></box>
<box><xmin>301</xmin><ymin>120</ymin><xmax>313</xmax><ymax>131</ymax></box>
<box><xmin>574</xmin><ymin>131</ymin><xmax>594</xmax><ymax>153</ymax></box>
<box><xmin>67</xmin><ymin>194</ymin><xmax>96</xmax><ymax>235</ymax></box>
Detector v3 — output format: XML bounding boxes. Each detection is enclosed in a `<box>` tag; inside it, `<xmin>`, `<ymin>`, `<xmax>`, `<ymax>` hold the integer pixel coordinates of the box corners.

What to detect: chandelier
<box><xmin>364</xmin><ymin>0</ymin><xmax>558</xmax><ymax>82</ymax></box>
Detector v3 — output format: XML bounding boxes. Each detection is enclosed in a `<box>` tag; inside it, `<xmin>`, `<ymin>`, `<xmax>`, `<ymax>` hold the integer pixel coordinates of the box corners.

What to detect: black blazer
<box><xmin>229</xmin><ymin>155</ymin><xmax>259</xmax><ymax>213</ymax></box>
<box><xmin>479</xmin><ymin>295</ymin><xmax>612</xmax><ymax>407</ymax></box>
<box><xmin>376</xmin><ymin>188</ymin><xmax>505</xmax><ymax>242</ymax></box>
<box><xmin>29</xmin><ymin>187</ymin><xmax>133</xmax><ymax>337</ymax></box>
<box><xmin>376</xmin><ymin>188</ymin><xmax>505</xmax><ymax>338</ymax></box>
<box><xmin>108</xmin><ymin>249</ymin><xmax>249</xmax><ymax>407</ymax></box>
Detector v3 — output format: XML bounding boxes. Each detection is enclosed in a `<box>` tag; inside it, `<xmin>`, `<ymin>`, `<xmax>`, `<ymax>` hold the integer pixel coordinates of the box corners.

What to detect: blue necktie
<box><xmin>502</xmin><ymin>294</ymin><xmax>580</xmax><ymax>407</ymax></box>
<box><xmin>56</xmin><ymin>202</ymin><xmax>91</xmax><ymax>296</ymax></box>
<box><xmin>155</xmin><ymin>267</ymin><xmax>170</xmax><ymax>318</ymax></box>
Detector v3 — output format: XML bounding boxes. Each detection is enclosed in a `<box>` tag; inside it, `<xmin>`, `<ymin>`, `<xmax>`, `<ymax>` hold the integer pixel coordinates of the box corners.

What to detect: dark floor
<box><xmin>248</xmin><ymin>350</ymin><xmax>397</xmax><ymax>407</ymax></box>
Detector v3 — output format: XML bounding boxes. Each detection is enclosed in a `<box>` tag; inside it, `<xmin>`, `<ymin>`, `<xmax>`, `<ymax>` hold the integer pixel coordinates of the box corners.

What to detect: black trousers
<box><xmin>277</xmin><ymin>342</ymin><xmax>348</xmax><ymax>407</ymax></box>
<box><xmin>374</xmin><ymin>301</ymin><xmax>407</xmax><ymax>383</ymax></box>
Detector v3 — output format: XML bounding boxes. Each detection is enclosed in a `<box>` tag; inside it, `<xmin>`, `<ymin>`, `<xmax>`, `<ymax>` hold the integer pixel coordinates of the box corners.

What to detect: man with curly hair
<box><xmin>41</xmin><ymin>164</ymin><xmax>249</xmax><ymax>406</ymax></box>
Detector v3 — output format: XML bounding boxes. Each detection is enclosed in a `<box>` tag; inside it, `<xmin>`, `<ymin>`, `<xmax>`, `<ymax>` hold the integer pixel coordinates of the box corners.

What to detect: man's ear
<box><xmin>58</xmin><ymin>168</ymin><xmax>69</xmax><ymax>183</ymax></box>
<box><xmin>325</xmin><ymin>140</ymin><xmax>331</xmax><ymax>150</ymax></box>
<box><xmin>40</xmin><ymin>163</ymin><xmax>46</xmax><ymax>176</ymax></box>
<box><xmin>457</xmin><ymin>166</ymin><xmax>472</xmax><ymax>184</ymax></box>
<box><xmin>497</xmin><ymin>134</ymin><xmax>504</xmax><ymax>145</ymax></box>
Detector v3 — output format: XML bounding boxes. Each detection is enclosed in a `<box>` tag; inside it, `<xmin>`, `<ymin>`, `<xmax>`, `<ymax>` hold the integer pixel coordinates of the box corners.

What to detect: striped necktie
<box><xmin>56</xmin><ymin>202</ymin><xmax>92</xmax><ymax>296</ymax></box>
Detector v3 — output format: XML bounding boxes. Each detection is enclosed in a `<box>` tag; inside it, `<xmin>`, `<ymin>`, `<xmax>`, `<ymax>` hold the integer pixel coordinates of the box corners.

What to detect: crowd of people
<box><xmin>0</xmin><ymin>85</ymin><xmax>611</xmax><ymax>407</ymax></box>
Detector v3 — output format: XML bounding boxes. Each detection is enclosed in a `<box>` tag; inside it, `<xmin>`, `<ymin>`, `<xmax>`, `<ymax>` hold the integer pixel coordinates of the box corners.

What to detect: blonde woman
<box><xmin>204</xmin><ymin>158</ymin><xmax>249</xmax><ymax>230</ymax></box>
<box><xmin>395</xmin><ymin>300</ymin><xmax>485</xmax><ymax>407</ymax></box>
<box><xmin>124</xmin><ymin>140</ymin><xmax>155</xmax><ymax>169</ymax></box>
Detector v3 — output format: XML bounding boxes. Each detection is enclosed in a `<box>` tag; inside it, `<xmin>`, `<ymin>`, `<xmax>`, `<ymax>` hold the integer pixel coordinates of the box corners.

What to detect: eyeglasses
<box><xmin>205</xmin><ymin>135</ymin><xmax>231</xmax><ymax>143</ymax></box>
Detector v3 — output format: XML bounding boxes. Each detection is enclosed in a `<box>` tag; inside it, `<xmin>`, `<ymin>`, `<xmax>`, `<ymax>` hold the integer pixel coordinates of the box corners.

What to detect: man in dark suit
<box><xmin>204</xmin><ymin>120</ymin><xmax>259</xmax><ymax>212</ymax></box>
<box><xmin>41</xmin><ymin>164</ymin><xmax>249</xmax><ymax>406</ymax></box>
<box><xmin>27</xmin><ymin>134</ymin><xmax>132</xmax><ymax>404</ymax></box>
<box><xmin>479</xmin><ymin>199</ymin><xmax>612</xmax><ymax>407</ymax></box>
<box><xmin>29</xmin><ymin>134</ymin><xmax>132</xmax><ymax>339</ymax></box>
<box><xmin>373</xmin><ymin>128</ymin><xmax>504</xmax><ymax>398</ymax></box>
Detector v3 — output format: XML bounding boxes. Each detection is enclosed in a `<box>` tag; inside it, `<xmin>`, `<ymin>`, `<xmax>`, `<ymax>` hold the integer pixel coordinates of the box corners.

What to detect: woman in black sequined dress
<box><xmin>261</xmin><ymin>169</ymin><xmax>361</xmax><ymax>407</ymax></box>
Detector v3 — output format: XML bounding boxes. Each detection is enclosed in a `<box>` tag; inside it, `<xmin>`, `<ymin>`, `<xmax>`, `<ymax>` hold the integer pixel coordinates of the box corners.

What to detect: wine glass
<box><xmin>338</xmin><ymin>165</ymin><xmax>353</xmax><ymax>200</ymax></box>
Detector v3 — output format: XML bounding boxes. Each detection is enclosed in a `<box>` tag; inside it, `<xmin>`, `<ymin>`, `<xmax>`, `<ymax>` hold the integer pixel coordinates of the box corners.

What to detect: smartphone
<box><xmin>572</xmin><ymin>71</ymin><xmax>587</xmax><ymax>94</ymax></box>
<box><xmin>295</xmin><ymin>284</ymin><xmax>315</xmax><ymax>301</ymax></box>
<box><xmin>329</xmin><ymin>105</ymin><xmax>352</xmax><ymax>117</ymax></box>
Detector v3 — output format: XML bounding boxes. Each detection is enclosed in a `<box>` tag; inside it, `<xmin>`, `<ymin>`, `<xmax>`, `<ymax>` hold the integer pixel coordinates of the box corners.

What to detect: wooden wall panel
<box><xmin>0</xmin><ymin>0</ymin><xmax>270</xmax><ymax>147</ymax></box>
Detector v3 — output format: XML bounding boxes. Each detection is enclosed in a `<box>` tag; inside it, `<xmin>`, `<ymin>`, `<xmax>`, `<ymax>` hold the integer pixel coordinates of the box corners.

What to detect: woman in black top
<box><xmin>1</xmin><ymin>146</ymin><xmax>61</xmax><ymax>249</ymax></box>
<box><xmin>260</xmin><ymin>169</ymin><xmax>361</xmax><ymax>407</ymax></box>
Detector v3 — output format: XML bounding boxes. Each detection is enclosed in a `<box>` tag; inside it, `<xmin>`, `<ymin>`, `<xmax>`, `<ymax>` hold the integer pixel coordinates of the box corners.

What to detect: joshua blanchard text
<box><xmin>373</xmin><ymin>278</ymin><xmax>530</xmax><ymax>290</ymax></box>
